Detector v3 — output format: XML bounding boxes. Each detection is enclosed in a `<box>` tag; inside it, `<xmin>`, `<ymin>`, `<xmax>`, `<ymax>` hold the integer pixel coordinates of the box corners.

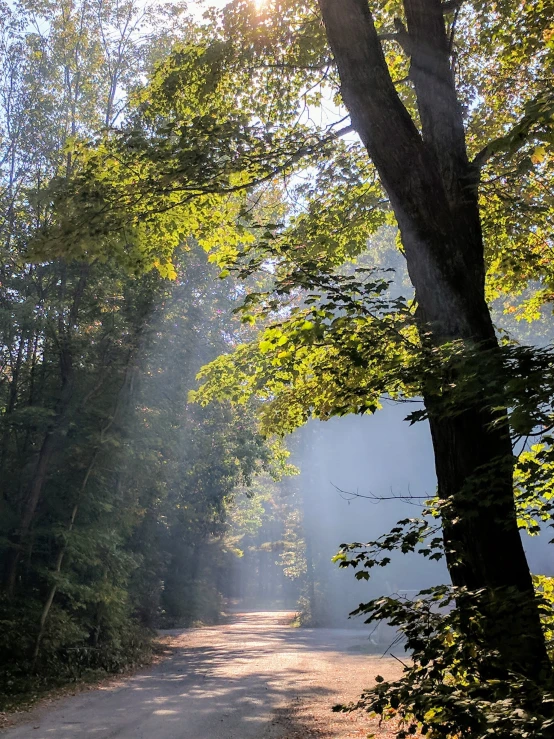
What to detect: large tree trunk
<box><xmin>318</xmin><ymin>0</ymin><xmax>551</xmax><ymax>679</ymax></box>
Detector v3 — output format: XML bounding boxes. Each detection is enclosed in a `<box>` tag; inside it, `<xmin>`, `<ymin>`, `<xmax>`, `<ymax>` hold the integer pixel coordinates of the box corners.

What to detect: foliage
<box><xmin>334</xmin><ymin>586</ymin><xmax>554</xmax><ymax>739</ymax></box>
<box><xmin>193</xmin><ymin>266</ymin><xmax>417</xmax><ymax>433</ymax></box>
<box><xmin>2</xmin><ymin>0</ymin><xmax>554</xmax><ymax>735</ymax></box>
<box><xmin>515</xmin><ymin>440</ymin><xmax>554</xmax><ymax>535</ymax></box>
<box><xmin>534</xmin><ymin>575</ymin><xmax>554</xmax><ymax>656</ymax></box>
<box><xmin>223</xmin><ymin>472</ymin><xmax>306</xmax><ymax>610</ymax></box>
<box><xmin>28</xmin><ymin>0</ymin><xmax>554</xmax><ymax>313</ymax></box>
<box><xmin>0</xmin><ymin>0</ymin><xmax>292</xmax><ymax>705</ymax></box>
<box><xmin>332</xmin><ymin>517</ymin><xmax>554</xmax><ymax>738</ymax></box>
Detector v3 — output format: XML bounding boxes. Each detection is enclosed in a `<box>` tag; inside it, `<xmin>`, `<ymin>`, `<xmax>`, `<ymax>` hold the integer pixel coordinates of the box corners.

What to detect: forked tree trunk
<box><xmin>318</xmin><ymin>0</ymin><xmax>551</xmax><ymax>679</ymax></box>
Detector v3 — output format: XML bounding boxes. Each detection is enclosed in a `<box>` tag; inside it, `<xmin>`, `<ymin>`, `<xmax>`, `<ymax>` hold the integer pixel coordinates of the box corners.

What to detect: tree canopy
<box><xmin>3</xmin><ymin>0</ymin><xmax>554</xmax><ymax>736</ymax></box>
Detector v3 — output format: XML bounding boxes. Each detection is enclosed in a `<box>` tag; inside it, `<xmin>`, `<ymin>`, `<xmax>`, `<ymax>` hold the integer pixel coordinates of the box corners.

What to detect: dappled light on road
<box><xmin>1</xmin><ymin>612</ymin><xmax>402</xmax><ymax>739</ymax></box>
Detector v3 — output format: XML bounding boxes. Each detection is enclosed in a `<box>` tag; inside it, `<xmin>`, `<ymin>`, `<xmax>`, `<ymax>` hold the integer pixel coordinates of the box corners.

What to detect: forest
<box><xmin>1</xmin><ymin>0</ymin><xmax>554</xmax><ymax>737</ymax></box>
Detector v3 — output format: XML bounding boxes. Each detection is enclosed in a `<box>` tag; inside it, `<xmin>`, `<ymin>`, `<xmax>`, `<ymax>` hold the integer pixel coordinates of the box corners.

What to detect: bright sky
<box><xmin>188</xmin><ymin>0</ymin><xmax>270</xmax><ymax>21</ymax></box>
<box><xmin>188</xmin><ymin>0</ymin><xmax>231</xmax><ymax>20</ymax></box>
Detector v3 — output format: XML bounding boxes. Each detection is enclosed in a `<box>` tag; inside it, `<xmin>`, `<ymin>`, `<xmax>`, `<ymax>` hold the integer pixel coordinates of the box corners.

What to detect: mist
<box><xmin>295</xmin><ymin>408</ymin><xmax>443</xmax><ymax>622</ymax></box>
<box><xmin>229</xmin><ymin>395</ymin><xmax>554</xmax><ymax>629</ymax></box>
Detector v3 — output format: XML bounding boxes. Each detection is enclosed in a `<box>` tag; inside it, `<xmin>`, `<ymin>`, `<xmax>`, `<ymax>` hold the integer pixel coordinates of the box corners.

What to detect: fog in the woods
<box><xmin>1</xmin><ymin>5</ymin><xmax>553</xmax><ymax>732</ymax></box>
<box><xmin>228</xmin><ymin>398</ymin><xmax>553</xmax><ymax>625</ymax></box>
<box><xmin>222</xmin><ymin>262</ymin><xmax>554</xmax><ymax>626</ymax></box>
<box><xmin>226</xmin><ymin>405</ymin><xmax>441</xmax><ymax>625</ymax></box>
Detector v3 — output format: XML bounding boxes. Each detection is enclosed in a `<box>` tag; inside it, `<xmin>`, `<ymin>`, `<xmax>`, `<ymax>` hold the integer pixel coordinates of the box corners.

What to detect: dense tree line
<box><xmin>0</xmin><ymin>0</ymin><xmax>299</xmax><ymax>702</ymax></box>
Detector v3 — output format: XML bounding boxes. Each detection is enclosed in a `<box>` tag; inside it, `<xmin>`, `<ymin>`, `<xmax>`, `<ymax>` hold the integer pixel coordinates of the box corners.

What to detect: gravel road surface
<box><xmin>1</xmin><ymin>611</ymin><xmax>404</xmax><ymax>739</ymax></box>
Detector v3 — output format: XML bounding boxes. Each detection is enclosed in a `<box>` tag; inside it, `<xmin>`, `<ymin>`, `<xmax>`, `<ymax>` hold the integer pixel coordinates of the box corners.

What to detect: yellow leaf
<box><xmin>531</xmin><ymin>145</ymin><xmax>547</xmax><ymax>165</ymax></box>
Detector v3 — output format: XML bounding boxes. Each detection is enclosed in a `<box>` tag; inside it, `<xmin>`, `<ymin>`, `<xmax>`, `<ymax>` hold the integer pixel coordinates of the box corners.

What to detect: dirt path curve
<box><xmin>1</xmin><ymin>611</ymin><xmax>404</xmax><ymax>739</ymax></box>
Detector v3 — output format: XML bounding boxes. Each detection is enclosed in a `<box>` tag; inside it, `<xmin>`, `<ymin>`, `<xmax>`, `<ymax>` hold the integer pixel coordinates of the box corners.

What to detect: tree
<box><xmin>0</xmin><ymin>0</ymin><xmax>192</xmax><ymax>596</ymax></box>
<box><xmin>315</xmin><ymin>0</ymin><xmax>549</xmax><ymax>679</ymax></box>
<box><xmin>29</xmin><ymin>0</ymin><xmax>554</xmax><ymax>725</ymax></box>
<box><xmin>0</xmin><ymin>0</ymin><xmax>291</xmax><ymax>702</ymax></box>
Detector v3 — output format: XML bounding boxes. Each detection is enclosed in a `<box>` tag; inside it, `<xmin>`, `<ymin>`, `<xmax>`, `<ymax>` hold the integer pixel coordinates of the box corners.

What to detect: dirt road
<box><xmin>1</xmin><ymin>612</ymin><xmax>404</xmax><ymax>739</ymax></box>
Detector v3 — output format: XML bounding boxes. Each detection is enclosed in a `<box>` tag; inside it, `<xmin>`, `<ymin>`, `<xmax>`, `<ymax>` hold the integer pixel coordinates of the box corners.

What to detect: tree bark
<box><xmin>318</xmin><ymin>0</ymin><xmax>551</xmax><ymax>680</ymax></box>
<box><xmin>0</xmin><ymin>330</ymin><xmax>25</xmax><ymax>474</ymax></box>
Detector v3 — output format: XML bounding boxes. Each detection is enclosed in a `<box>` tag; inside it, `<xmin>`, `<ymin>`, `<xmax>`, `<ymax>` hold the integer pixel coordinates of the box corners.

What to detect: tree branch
<box><xmin>442</xmin><ymin>0</ymin><xmax>463</xmax><ymax>12</ymax></box>
<box><xmin>332</xmin><ymin>482</ymin><xmax>430</xmax><ymax>507</ymax></box>
<box><xmin>403</xmin><ymin>0</ymin><xmax>469</xmax><ymax>194</ymax></box>
<box><xmin>317</xmin><ymin>0</ymin><xmax>428</xmax><ymax>201</ymax></box>
<box><xmin>472</xmin><ymin>92</ymin><xmax>554</xmax><ymax>170</ymax></box>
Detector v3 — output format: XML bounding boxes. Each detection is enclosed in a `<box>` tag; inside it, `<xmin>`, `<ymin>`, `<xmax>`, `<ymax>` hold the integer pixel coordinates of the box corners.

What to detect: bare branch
<box><xmin>332</xmin><ymin>482</ymin><xmax>430</xmax><ymax>507</ymax></box>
